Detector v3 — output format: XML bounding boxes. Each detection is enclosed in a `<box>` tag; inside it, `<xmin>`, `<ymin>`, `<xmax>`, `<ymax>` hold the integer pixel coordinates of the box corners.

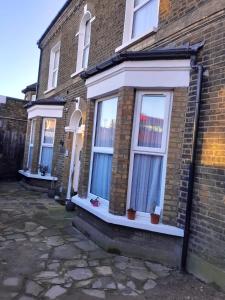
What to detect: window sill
<box><xmin>71</xmin><ymin>68</ymin><xmax>84</xmax><ymax>78</ymax></box>
<box><xmin>44</xmin><ymin>87</ymin><xmax>56</xmax><ymax>95</ymax></box>
<box><xmin>18</xmin><ymin>170</ymin><xmax>58</xmax><ymax>181</ymax></box>
<box><xmin>115</xmin><ymin>27</ymin><xmax>158</xmax><ymax>53</ymax></box>
<box><xmin>71</xmin><ymin>195</ymin><xmax>184</xmax><ymax>237</ymax></box>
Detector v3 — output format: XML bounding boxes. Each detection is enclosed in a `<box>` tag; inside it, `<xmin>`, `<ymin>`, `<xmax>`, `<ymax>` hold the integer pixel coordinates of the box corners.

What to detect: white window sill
<box><xmin>44</xmin><ymin>87</ymin><xmax>56</xmax><ymax>95</ymax></box>
<box><xmin>115</xmin><ymin>27</ymin><xmax>158</xmax><ymax>53</ymax></box>
<box><xmin>18</xmin><ymin>170</ymin><xmax>58</xmax><ymax>181</ymax></box>
<box><xmin>71</xmin><ymin>195</ymin><xmax>184</xmax><ymax>237</ymax></box>
<box><xmin>71</xmin><ymin>68</ymin><xmax>84</xmax><ymax>78</ymax></box>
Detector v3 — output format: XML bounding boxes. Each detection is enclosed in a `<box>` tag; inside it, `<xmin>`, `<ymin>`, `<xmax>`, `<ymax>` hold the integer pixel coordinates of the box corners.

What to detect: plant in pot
<box><xmin>39</xmin><ymin>164</ymin><xmax>48</xmax><ymax>176</ymax></box>
<box><xmin>150</xmin><ymin>205</ymin><xmax>161</xmax><ymax>224</ymax></box>
<box><xmin>127</xmin><ymin>208</ymin><xmax>136</xmax><ymax>220</ymax></box>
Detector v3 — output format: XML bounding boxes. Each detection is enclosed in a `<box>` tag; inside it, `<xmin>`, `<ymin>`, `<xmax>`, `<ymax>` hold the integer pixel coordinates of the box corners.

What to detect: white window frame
<box><xmin>116</xmin><ymin>0</ymin><xmax>160</xmax><ymax>52</ymax></box>
<box><xmin>46</xmin><ymin>41</ymin><xmax>61</xmax><ymax>92</ymax></box>
<box><xmin>27</xmin><ymin>119</ymin><xmax>36</xmax><ymax>170</ymax></box>
<box><xmin>39</xmin><ymin>118</ymin><xmax>56</xmax><ymax>175</ymax></box>
<box><xmin>31</xmin><ymin>94</ymin><xmax>36</xmax><ymax>101</ymax></box>
<box><xmin>88</xmin><ymin>96</ymin><xmax>118</xmax><ymax>203</ymax></box>
<box><xmin>126</xmin><ymin>91</ymin><xmax>173</xmax><ymax>217</ymax></box>
<box><xmin>72</xmin><ymin>9</ymin><xmax>95</xmax><ymax>77</ymax></box>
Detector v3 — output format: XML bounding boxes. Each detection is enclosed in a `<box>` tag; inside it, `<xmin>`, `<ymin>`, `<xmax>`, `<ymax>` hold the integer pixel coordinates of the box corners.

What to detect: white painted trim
<box><xmin>27</xmin><ymin>119</ymin><xmax>36</xmax><ymax>170</ymax></box>
<box><xmin>44</xmin><ymin>87</ymin><xmax>55</xmax><ymax>95</ymax></box>
<box><xmin>19</xmin><ymin>170</ymin><xmax>58</xmax><ymax>181</ymax></box>
<box><xmin>126</xmin><ymin>91</ymin><xmax>173</xmax><ymax>214</ymax></box>
<box><xmin>70</xmin><ymin>68</ymin><xmax>84</xmax><ymax>78</ymax></box>
<box><xmin>27</xmin><ymin>105</ymin><xmax>64</xmax><ymax>119</ymax></box>
<box><xmin>86</xmin><ymin>60</ymin><xmax>191</xmax><ymax>98</ymax></box>
<box><xmin>72</xmin><ymin>195</ymin><xmax>184</xmax><ymax>237</ymax></box>
<box><xmin>47</xmin><ymin>41</ymin><xmax>61</xmax><ymax>91</ymax></box>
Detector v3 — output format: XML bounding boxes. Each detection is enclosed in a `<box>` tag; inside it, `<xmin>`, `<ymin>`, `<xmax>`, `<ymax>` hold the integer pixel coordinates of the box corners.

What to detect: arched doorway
<box><xmin>65</xmin><ymin>109</ymin><xmax>84</xmax><ymax>200</ymax></box>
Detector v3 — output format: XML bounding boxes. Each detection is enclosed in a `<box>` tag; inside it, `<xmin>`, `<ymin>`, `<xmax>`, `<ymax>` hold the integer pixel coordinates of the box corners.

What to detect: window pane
<box><xmin>134</xmin><ymin>0</ymin><xmax>147</xmax><ymax>7</ymax></box>
<box><xmin>95</xmin><ymin>98</ymin><xmax>117</xmax><ymax>147</ymax></box>
<box><xmin>28</xmin><ymin>146</ymin><xmax>33</xmax><ymax>170</ymax></box>
<box><xmin>84</xmin><ymin>20</ymin><xmax>91</xmax><ymax>47</ymax></box>
<box><xmin>52</xmin><ymin>70</ymin><xmax>57</xmax><ymax>88</ymax></box>
<box><xmin>82</xmin><ymin>46</ymin><xmax>90</xmax><ymax>69</ymax></box>
<box><xmin>130</xmin><ymin>154</ymin><xmax>162</xmax><ymax>213</ymax></box>
<box><xmin>91</xmin><ymin>153</ymin><xmax>112</xmax><ymax>200</ymax></box>
<box><xmin>53</xmin><ymin>49</ymin><xmax>60</xmax><ymax>69</ymax></box>
<box><xmin>30</xmin><ymin>120</ymin><xmax>36</xmax><ymax>145</ymax></box>
<box><xmin>138</xmin><ymin>95</ymin><xmax>165</xmax><ymax>148</ymax></box>
<box><xmin>43</xmin><ymin>119</ymin><xmax>56</xmax><ymax>144</ymax></box>
<box><xmin>40</xmin><ymin>147</ymin><xmax>53</xmax><ymax>173</ymax></box>
<box><xmin>132</xmin><ymin>0</ymin><xmax>158</xmax><ymax>38</ymax></box>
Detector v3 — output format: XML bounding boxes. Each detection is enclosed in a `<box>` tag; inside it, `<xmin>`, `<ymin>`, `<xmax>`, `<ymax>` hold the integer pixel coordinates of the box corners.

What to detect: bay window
<box><xmin>128</xmin><ymin>91</ymin><xmax>172</xmax><ymax>214</ymax></box>
<box><xmin>27</xmin><ymin>119</ymin><xmax>36</xmax><ymax>171</ymax></box>
<box><xmin>89</xmin><ymin>97</ymin><xmax>118</xmax><ymax>200</ymax></box>
<box><xmin>39</xmin><ymin>118</ymin><xmax>56</xmax><ymax>174</ymax></box>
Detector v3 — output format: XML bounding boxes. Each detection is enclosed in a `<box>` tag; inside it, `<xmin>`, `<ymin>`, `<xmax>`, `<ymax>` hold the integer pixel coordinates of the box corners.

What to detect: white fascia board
<box><xmin>86</xmin><ymin>60</ymin><xmax>191</xmax><ymax>98</ymax></box>
<box><xmin>27</xmin><ymin>105</ymin><xmax>64</xmax><ymax>119</ymax></box>
<box><xmin>72</xmin><ymin>195</ymin><xmax>184</xmax><ymax>237</ymax></box>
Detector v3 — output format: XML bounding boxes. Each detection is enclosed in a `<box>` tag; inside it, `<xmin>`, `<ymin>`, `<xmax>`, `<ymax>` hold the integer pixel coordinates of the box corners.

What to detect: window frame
<box><xmin>39</xmin><ymin>118</ymin><xmax>56</xmax><ymax>175</ymax></box>
<box><xmin>47</xmin><ymin>41</ymin><xmax>61</xmax><ymax>91</ymax></box>
<box><xmin>88</xmin><ymin>96</ymin><xmax>118</xmax><ymax>203</ymax></box>
<box><xmin>27</xmin><ymin>119</ymin><xmax>36</xmax><ymax>171</ymax></box>
<box><xmin>126</xmin><ymin>91</ymin><xmax>172</xmax><ymax>217</ymax></box>
<box><xmin>116</xmin><ymin>0</ymin><xmax>160</xmax><ymax>52</ymax></box>
<box><xmin>82</xmin><ymin>19</ymin><xmax>91</xmax><ymax>69</ymax></box>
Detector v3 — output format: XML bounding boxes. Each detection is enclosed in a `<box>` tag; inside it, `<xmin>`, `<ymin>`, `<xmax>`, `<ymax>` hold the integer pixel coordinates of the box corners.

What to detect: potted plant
<box><xmin>39</xmin><ymin>164</ymin><xmax>48</xmax><ymax>176</ymax></box>
<box><xmin>127</xmin><ymin>208</ymin><xmax>136</xmax><ymax>220</ymax></box>
<box><xmin>150</xmin><ymin>206</ymin><xmax>161</xmax><ymax>224</ymax></box>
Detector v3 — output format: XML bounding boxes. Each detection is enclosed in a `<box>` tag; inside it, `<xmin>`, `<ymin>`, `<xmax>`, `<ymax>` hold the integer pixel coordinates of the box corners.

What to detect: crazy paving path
<box><xmin>0</xmin><ymin>181</ymin><xmax>224</xmax><ymax>300</ymax></box>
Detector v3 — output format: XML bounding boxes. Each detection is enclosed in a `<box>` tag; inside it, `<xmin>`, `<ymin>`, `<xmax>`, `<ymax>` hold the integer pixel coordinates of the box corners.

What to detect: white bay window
<box><xmin>39</xmin><ymin>118</ymin><xmax>56</xmax><ymax>174</ymax></box>
<box><xmin>89</xmin><ymin>97</ymin><xmax>118</xmax><ymax>200</ymax></box>
<box><xmin>128</xmin><ymin>91</ymin><xmax>172</xmax><ymax>214</ymax></box>
<box><xmin>27</xmin><ymin>119</ymin><xmax>36</xmax><ymax>171</ymax></box>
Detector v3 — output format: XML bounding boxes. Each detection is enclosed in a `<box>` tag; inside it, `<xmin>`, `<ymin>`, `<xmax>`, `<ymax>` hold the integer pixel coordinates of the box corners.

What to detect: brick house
<box><xmin>22</xmin><ymin>83</ymin><xmax>37</xmax><ymax>101</ymax></box>
<box><xmin>20</xmin><ymin>0</ymin><xmax>225</xmax><ymax>290</ymax></box>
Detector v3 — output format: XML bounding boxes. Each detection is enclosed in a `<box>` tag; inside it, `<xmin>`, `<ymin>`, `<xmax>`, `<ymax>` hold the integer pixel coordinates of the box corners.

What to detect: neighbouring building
<box><xmin>19</xmin><ymin>0</ymin><xmax>225</xmax><ymax>290</ymax></box>
<box><xmin>22</xmin><ymin>83</ymin><xmax>37</xmax><ymax>101</ymax></box>
<box><xmin>0</xmin><ymin>95</ymin><xmax>27</xmax><ymax>179</ymax></box>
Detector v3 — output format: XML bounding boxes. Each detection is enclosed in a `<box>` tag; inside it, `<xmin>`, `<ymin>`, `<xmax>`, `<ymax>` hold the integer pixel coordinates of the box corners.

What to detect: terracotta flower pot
<box><xmin>127</xmin><ymin>209</ymin><xmax>136</xmax><ymax>220</ymax></box>
<box><xmin>151</xmin><ymin>213</ymin><xmax>160</xmax><ymax>224</ymax></box>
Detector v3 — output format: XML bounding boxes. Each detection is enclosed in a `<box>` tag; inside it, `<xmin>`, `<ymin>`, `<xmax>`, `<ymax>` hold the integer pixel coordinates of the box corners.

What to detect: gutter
<box><xmin>181</xmin><ymin>55</ymin><xmax>204</xmax><ymax>272</ymax></box>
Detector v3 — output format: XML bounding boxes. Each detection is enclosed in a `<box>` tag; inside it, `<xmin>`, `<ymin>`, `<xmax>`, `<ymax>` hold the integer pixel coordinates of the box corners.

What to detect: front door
<box><xmin>72</xmin><ymin>133</ymin><xmax>83</xmax><ymax>193</ymax></box>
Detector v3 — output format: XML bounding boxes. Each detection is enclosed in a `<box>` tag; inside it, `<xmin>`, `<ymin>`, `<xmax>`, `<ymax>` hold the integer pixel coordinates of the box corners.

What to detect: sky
<box><xmin>0</xmin><ymin>0</ymin><xmax>66</xmax><ymax>99</ymax></box>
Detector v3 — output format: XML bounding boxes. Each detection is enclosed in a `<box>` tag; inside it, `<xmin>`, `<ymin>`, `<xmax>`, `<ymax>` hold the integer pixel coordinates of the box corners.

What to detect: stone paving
<box><xmin>0</xmin><ymin>181</ymin><xmax>224</xmax><ymax>300</ymax></box>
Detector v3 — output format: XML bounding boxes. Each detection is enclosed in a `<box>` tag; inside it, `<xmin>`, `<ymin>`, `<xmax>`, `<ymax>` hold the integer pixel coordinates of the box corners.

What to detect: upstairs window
<box><xmin>47</xmin><ymin>42</ymin><xmax>60</xmax><ymax>91</ymax></box>
<box><xmin>74</xmin><ymin>9</ymin><xmax>93</xmax><ymax>75</ymax></box>
<box><xmin>118</xmin><ymin>0</ymin><xmax>160</xmax><ymax>50</ymax></box>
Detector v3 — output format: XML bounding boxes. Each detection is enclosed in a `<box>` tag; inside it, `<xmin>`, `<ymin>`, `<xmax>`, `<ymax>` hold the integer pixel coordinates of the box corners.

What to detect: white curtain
<box><xmin>91</xmin><ymin>153</ymin><xmax>112</xmax><ymax>200</ymax></box>
<box><xmin>28</xmin><ymin>147</ymin><xmax>33</xmax><ymax>170</ymax></box>
<box><xmin>41</xmin><ymin>147</ymin><xmax>53</xmax><ymax>173</ymax></box>
<box><xmin>130</xmin><ymin>154</ymin><xmax>162</xmax><ymax>213</ymax></box>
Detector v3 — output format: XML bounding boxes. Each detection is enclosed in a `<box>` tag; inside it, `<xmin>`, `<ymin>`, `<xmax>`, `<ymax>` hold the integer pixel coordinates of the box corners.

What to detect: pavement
<box><xmin>0</xmin><ymin>180</ymin><xmax>224</xmax><ymax>300</ymax></box>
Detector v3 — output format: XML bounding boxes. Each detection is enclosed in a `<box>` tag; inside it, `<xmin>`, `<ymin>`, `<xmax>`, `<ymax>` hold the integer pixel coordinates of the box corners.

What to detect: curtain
<box><xmin>91</xmin><ymin>153</ymin><xmax>112</xmax><ymax>200</ymax></box>
<box><xmin>132</xmin><ymin>0</ymin><xmax>158</xmax><ymax>38</ymax></box>
<box><xmin>40</xmin><ymin>147</ymin><xmax>53</xmax><ymax>173</ymax></box>
<box><xmin>130</xmin><ymin>154</ymin><xmax>163</xmax><ymax>213</ymax></box>
<box><xmin>28</xmin><ymin>147</ymin><xmax>33</xmax><ymax>170</ymax></box>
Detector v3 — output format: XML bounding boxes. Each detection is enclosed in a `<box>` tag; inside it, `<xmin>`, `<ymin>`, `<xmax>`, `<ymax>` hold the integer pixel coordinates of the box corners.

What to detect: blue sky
<box><xmin>0</xmin><ymin>0</ymin><xmax>66</xmax><ymax>99</ymax></box>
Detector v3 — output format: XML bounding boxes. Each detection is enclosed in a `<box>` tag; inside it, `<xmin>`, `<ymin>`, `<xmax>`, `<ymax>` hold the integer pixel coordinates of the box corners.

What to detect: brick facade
<box><xmin>22</xmin><ymin>0</ymin><xmax>225</xmax><ymax>288</ymax></box>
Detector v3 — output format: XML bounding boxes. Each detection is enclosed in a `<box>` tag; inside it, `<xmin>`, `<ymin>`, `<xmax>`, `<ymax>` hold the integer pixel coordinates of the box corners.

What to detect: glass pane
<box><xmin>84</xmin><ymin>20</ymin><xmax>91</xmax><ymax>47</ymax></box>
<box><xmin>82</xmin><ymin>46</ymin><xmax>90</xmax><ymax>69</ymax></box>
<box><xmin>43</xmin><ymin>119</ymin><xmax>56</xmax><ymax>144</ymax></box>
<box><xmin>28</xmin><ymin>146</ymin><xmax>33</xmax><ymax>170</ymax></box>
<box><xmin>138</xmin><ymin>95</ymin><xmax>165</xmax><ymax>148</ymax></box>
<box><xmin>52</xmin><ymin>70</ymin><xmax>57</xmax><ymax>88</ymax></box>
<box><xmin>95</xmin><ymin>98</ymin><xmax>117</xmax><ymax>147</ymax></box>
<box><xmin>91</xmin><ymin>153</ymin><xmax>112</xmax><ymax>200</ymax></box>
<box><xmin>134</xmin><ymin>0</ymin><xmax>147</xmax><ymax>7</ymax></box>
<box><xmin>132</xmin><ymin>0</ymin><xmax>158</xmax><ymax>38</ymax></box>
<box><xmin>53</xmin><ymin>49</ymin><xmax>60</xmax><ymax>69</ymax></box>
<box><xmin>130</xmin><ymin>154</ymin><xmax>162</xmax><ymax>213</ymax></box>
<box><xmin>40</xmin><ymin>147</ymin><xmax>53</xmax><ymax>173</ymax></box>
<box><xmin>30</xmin><ymin>120</ymin><xmax>36</xmax><ymax>145</ymax></box>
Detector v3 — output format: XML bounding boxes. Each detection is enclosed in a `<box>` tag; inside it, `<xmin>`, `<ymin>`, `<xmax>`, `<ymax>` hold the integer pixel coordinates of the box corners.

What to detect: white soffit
<box><xmin>86</xmin><ymin>60</ymin><xmax>191</xmax><ymax>98</ymax></box>
<box><xmin>27</xmin><ymin>105</ymin><xmax>64</xmax><ymax>119</ymax></box>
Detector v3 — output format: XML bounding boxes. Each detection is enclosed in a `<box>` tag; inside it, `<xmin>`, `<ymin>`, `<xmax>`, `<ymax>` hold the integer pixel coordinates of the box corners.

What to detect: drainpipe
<box><xmin>181</xmin><ymin>58</ymin><xmax>204</xmax><ymax>272</ymax></box>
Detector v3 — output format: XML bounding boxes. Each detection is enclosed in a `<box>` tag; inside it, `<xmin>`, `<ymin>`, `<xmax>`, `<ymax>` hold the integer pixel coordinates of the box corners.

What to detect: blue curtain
<box><xmin>91</xmin><ymin>153</ymin><xmax>112</xmax><ymax>200</ymax></box>
<box><xmin>41</xmin><ymin>147</ymin><xmax>53</xmax><ymax>174</ymax></box>
<box><xmin>130</xmin><ymin>154</ymin><xmax>163</xmax><ymax>213</ymax></box>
